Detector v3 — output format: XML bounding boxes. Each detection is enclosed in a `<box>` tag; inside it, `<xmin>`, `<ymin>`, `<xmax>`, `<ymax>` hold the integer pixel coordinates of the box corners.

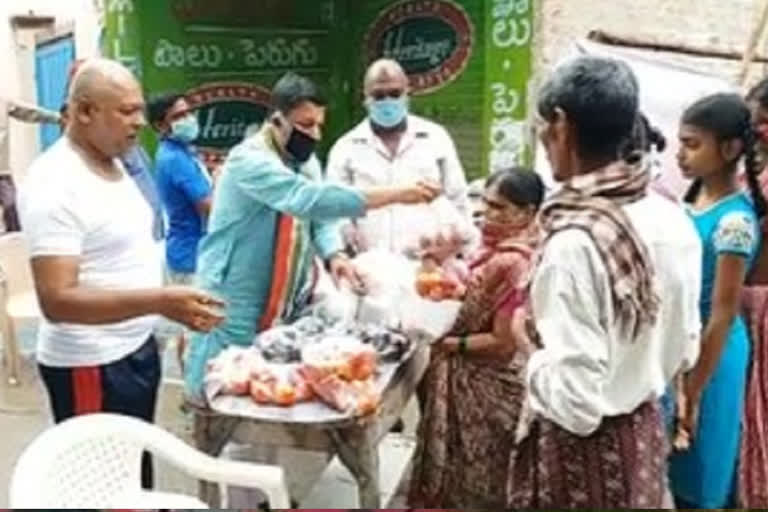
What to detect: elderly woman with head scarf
<box><xmin>408</xmin><ymin>167</ymin><xmax>543</xmax><ymax>509</ymax></box>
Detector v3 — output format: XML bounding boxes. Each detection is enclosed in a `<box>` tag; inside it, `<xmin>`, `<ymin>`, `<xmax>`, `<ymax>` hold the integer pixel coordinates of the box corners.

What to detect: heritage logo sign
<box><xmin>365</xmin><ymin>0</ymin><xmax>475</xmax><ymax>95</ymax></box>
<box><xmin>185</xmin><ymin>82</ymin><xmax>271</xmax><ymax>159</ymax></box>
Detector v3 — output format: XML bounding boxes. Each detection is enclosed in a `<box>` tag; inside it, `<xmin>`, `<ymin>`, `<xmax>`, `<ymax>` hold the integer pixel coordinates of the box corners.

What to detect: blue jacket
<box><xmin>184</xmin><ymin>127</ymin><xmax>366</xmax><ymax>402</ymax></box>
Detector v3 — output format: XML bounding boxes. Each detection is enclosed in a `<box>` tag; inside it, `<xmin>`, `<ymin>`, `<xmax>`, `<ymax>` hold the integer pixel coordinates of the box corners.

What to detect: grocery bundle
<box><xmin>415</xmin><ymin>257</ymin><xmax>467</xmax><ymax>301</ymax></box>
<box><xmin>413</xmin><ymin>227</ymin><xmax>471</xmax><ymax>302</ymax></box>
<box><xmin>205</xmin><ymin>248</ymin><xmax>462</xmax><ymax>418</ymax></box>
<box><xmin>205</xmin><ymin>316</ymin><xmax>413</xmax><ymax>416</ymax></box>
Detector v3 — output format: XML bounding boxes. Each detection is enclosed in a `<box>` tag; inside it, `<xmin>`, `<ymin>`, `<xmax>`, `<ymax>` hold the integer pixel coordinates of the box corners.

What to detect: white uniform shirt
<box><xmin>524</xmin><ymin>191</ymin><xmax>702</xmax><ymax>436</ymax></box>
<box><xmin>327</xmin><ymin>115</ymin><xmax>472</xmax><ymax>253</ymax></box>
<box><xmin>19</xmin><ymin>138</ymin><xmax>163</xmax><ymax>367</ymax></box>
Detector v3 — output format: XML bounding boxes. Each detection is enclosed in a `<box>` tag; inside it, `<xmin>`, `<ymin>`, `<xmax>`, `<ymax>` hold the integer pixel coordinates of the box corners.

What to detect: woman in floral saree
<box><xmin>408</xmin><ymin>167</ymin><xmax>544</xmax><ymax>508</ymax></box>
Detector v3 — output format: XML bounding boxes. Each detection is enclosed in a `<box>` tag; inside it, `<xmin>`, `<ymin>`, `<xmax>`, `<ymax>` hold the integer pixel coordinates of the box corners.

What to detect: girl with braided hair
<box><xmin>669</xmin><ymin>93</ymin><xmax>766</xmax><ymax>509</ymax></box>
<box><xmin>735</xmin><ymin>77</ymin><xmax>768</xmax><ymax>508</ymax></box>
<box><xmin>747</xmin><ymin>77</ymin><xmax>768</xmax><ymax>169</ymax></box>
<box><xmin>622</xmin><ymin>112</ymin><xmax>679</xmax><ymax>201</ymax></box>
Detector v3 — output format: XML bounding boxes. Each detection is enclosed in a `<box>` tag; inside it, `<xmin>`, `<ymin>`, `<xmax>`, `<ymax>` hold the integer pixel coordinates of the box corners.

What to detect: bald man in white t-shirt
<box><xmin>19</xmin><ymin>58</ymin><xmax>224</xmax><ymax>489</ymax></box>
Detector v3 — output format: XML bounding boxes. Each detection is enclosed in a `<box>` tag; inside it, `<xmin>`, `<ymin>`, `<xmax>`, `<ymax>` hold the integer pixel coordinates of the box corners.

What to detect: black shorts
<box><xmin>38</xmin><ymin>336</ymin><xmax>162</xmax><ymax>488</ymax></box>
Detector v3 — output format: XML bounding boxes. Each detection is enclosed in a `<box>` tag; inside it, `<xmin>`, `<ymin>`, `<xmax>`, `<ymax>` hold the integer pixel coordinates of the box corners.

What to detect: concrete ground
<box><xmin>0</xmin><ymin>334</ymin><xmax>418</xmax><ymax>508</ymax></box>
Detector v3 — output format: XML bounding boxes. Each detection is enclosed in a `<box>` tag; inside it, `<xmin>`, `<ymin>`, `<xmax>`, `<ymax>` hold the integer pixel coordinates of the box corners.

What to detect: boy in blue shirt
<box><xmin>149</xmin><ymin>94</ymin><xmax>213</xmax><ymax>366</ymax></box>
<box><xmin>148</xmin><ymin>93</ymin><xmax>212</xmax><ymax>283</ymax></box>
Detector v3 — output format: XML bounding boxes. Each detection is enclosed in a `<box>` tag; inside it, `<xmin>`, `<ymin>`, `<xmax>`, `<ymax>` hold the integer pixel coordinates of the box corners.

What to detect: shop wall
<box><xmin>107</xmin><ymin>0</ymin><xmax>533</xmax><ymax>181</ymax></box>
<box><xmin>106</xmin><ymin>0</ymin><xmax>352</xmax><ymax>166</ymax></box>
<box><xmin>532</xmin><ymin>0</ymin><xmax>761</xmax><ymax>195</ymax></box>
<box><xmin>348</xmin><ymin>0</ymin><xmax>533</xmax><ymax>181</ymax></box>
<box><xmin>348</xmin><ymin>0</ymin><xmax>485</xmax><ymax>179</ymax></box>
<box><xmin>1</xmin><ymin>0</ymin><xmax>100</xmax><ymax>179</ymax></box>
<box><xmin>537</xmin><ymin>0</ymin><xmax>762</xmax><ymax>83</ymax></box>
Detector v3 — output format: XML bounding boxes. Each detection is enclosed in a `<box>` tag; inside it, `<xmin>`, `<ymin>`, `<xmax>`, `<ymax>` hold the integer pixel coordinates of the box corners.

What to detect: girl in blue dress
<box><xmin>669</xmin><ymin>93</ymin><xmax>767</xmax><ymax>508</ymax></box>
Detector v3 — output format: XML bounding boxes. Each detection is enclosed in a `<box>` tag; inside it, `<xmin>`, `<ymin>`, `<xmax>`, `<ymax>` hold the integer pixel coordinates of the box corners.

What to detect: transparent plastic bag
<box><xmin>398</xmin><ymin>295</ymin><xmax>462</xmax><ymax>341</ymax></box>
<box><xmin>350</xmin><ymin>250</ymin><xmax>418</xmax><ymax>327</ymax></box>
<box><xmin>306</xmin><ymin>263</ymin><xmax>358</xmax><ymax>324</ymax></box>
<box><xmin>254</xmin><ymin>325</ymin><xmax>304</xmax><ymax>363</ymax></box>
<box><xmin>351</xmin><ymin>249</ymin><xmax>461</xmax><ymax>340</ymax></box>
<box><xmin>402</xmin><ymin>195</ymin><xmax>477</xmax><ymax>258</ymax></box>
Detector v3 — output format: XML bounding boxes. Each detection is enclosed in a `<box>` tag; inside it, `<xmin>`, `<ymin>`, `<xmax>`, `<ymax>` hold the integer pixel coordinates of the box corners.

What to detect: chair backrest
<box><xmin>0</xmin><ymin>233</ymin><xmax>35</xmax><ymax>299</ymax></box>
<box><xmin>11</xmin><ymin>413</ymin><xmax>291</xmax><ymax>509</ymax></box>
<box><xmin>9</xmin><ymin>414</ymin><xmax>145</xmax><ymax>508</ymax></box>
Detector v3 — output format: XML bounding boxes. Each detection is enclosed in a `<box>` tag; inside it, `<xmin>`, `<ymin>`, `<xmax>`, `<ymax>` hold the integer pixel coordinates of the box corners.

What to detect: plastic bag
<box><xmin>249</xmin><ymin>363</ymin><xmax>314</xmax><ymax>406</ymax></box>
<box><xmin>301</xmin><ymin>335</ymin><xmax>378</xmax><ymax>381</ymax></box>
<box><xmin>299</xmin><ymin>335</ymin><xmax>381</xmax><ymax>415</ymax></box>
<box><xmin>350</xmin><ymin>249</ymin><xmax>418</xmax><ymax>327</ymax></box>
<box><xmin>254</xmin><ymin>325</ymin><xmax>304</xmax><ymax>363</ymax></box>
<box><xmin>205</xmin><ymin>347</ymin><xmax>315</xmax><ymax>406</ymax></box>
<box><xmin>354</xmin><ymin>323</ymin><xmax>411</xmax><ymax>362</ymax></box>
<box><xmin>297</xmin><ymin>365</ymin><xmax>380</xmax><ymax>415</ymax></box>
<box><xmin>205</xmin><ymin>346</ymin><xmax>266</xmax><ymax>398</ymax></box>
<box><xmin>402</xmin><ymin>195</ymin><xmax>478</xmax><ymax>257</ymax></box>
<box><xmin>306</xmin><ymin>263</ymin><xmax>358</xmax><ymax>324</ymax></box>
<box><xmin>348</xmin><ymin>248</ymin><xmax>461</xmax><ymax>340</ymax></box>
<box><xmin>415</xmin><ymin>257</ymin><xmax>468</xmax><ymax>301</ymax></box>
<box><xmin>398</xmin><ymin>295</ymin><xmax>462</xmax><ymax>341</ymax></box>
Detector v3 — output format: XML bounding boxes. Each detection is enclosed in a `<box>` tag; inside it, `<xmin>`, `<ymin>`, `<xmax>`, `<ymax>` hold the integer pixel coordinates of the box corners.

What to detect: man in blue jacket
<box><xmin>185</xmin><ymin>72</ymin><xmax>441</xmax><ymax>403</ymax></box>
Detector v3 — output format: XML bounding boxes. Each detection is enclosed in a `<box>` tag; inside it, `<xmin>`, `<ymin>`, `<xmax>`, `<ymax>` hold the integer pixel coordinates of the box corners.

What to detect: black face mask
<box><xmin>285</xmin><ymin>126</ymin><xmax>317</xmax><ymax>163</ymax></box>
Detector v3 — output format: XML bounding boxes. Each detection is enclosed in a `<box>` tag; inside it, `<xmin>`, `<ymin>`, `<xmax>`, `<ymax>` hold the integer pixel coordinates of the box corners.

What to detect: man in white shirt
<box><xmin>18</xmin><ymin>58</ymin><xmax>224</xmax><ymax>489</ymax></box>
<box><xmin>508</xmin><ymin>56</ymin><xmax>702</xmax><ymax>508</ymax></box>
<box><xmin>327</xmin><ymin>59</ymin><xmax>472</xmax><ymax>255</ymax></box>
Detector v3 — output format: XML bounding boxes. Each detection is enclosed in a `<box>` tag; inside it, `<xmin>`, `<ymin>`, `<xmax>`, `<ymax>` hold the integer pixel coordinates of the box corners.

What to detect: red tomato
<box><xmin>274</xmin><ymin>383</ymin><xmax>297</xmax><ymax>406</ymax></box>
<box><xmin>249</xmin><ymin>380</ymin><xmax>274</xmax><ymax>404</ymax></box>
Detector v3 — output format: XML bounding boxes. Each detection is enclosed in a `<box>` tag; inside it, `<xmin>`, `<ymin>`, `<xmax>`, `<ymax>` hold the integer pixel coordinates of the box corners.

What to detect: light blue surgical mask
<box><xmin>367</xmin><ymin>97</ymin><xmax>408</xmax><ymax>129</ymax></box>
<box><xmin>171</xmin><ymin>114</ymin><xmax>200</xmax><ymax>143</ymax></box>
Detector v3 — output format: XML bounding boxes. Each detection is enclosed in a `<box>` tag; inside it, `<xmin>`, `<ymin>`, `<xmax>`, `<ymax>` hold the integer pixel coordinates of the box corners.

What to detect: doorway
<box><xmin>35</xmin><ymin>36</ymin><xmax>75</xmax><ymax>150</ymax></box>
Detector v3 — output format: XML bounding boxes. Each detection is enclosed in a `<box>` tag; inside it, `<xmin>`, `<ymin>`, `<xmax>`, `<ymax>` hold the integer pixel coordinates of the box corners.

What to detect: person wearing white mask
<box><xmin>148</xmin><ymin>93</ymin><xmax>213</xmax><ymax>285</ymax></box>
<box><xmin>149</xmin><ymin>94</ymin><xmax>214</xmax><ymax>368</ymax></box>
<box><xmin>328</xmin><ymin>58</ymin><xmax>473</xmax><ymax>256</ymax></box>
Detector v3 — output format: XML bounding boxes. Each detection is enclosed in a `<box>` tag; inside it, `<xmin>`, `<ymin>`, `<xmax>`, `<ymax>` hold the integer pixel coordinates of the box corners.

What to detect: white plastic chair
<box><xmin>9</xmin><ymin>413</ymin><xmax>290</xmax><ymax>509</ymax></box>
<box><xmin>0</xmin><ymin>233</ymin><xmax>40</xmax><ymax>385</ymax></box>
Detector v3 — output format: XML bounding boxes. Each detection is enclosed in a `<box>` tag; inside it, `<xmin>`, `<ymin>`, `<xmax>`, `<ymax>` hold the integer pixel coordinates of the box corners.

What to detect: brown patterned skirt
<box><xmin>740</xmin><ymin>286</ymin><xmax>768</xmax><ymax>507</ymax></box>
<box><xmin>408</xmin><ymin>351</ymin><xmax>525</xmax><ymax>508</ymax></box>
<box><xmin>507</xmin><ymin>401</ymin><xmax>666</xmax><ymax>508</ymax></box>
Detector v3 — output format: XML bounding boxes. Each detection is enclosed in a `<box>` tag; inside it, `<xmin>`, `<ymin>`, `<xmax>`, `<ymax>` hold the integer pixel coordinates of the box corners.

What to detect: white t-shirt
<box><xmin>19</xmin><ymin>138</ymin><xmax>163</xmax><ymax>367</ymax></box>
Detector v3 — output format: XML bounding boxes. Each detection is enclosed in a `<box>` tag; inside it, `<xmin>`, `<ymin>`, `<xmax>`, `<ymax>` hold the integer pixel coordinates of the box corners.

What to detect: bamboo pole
<box><xmin>587</xmin><ymin>30</ymin><xmax>768</xmax><ymax>64</ymax></box>
<box><xmin>738</xmin><ymin>0</ymin><xmax>768</xmax><ymax>87</ymax></box>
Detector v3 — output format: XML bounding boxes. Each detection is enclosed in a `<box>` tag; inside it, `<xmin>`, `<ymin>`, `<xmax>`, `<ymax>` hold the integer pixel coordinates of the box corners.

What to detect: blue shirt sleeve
<box><xmin>713</xmin><ymin>210</ymin><xmax>758</xmax><ymax>257</ymax></box>
<box><xmin>226</xmin><ymin>143</ymin><xmax>366</xmax><ymax>221</ymax></box>
<box><xmin>312</xmin><ymin>219</ymin><xmax>345</xmax><ymax>260</ymax></box>
<box><xmin>299</xmin><ymin>158</ymin><xmax>346</xmax><ymax>259</ymax></box>
<box><xmin>166</xmin><ymin>151</ymin><xmax>211</xmax><ymax>204</ymax></box>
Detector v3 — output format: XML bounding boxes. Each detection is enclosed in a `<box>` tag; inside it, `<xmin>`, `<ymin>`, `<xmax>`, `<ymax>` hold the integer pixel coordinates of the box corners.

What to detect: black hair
<box><xmin>486</xmin><ymin>167</ymin><xmax>545</xmax><ymax>209</ymax></box>
<box><xmin>681</xmin><ymin>93</ymin><xmax>767</xmax><ymax>218</ymax></box>
<box><xmin>621</xmin><ymin>112</ymin><xmax>667</xmax><ymax>164</ymax></box>
<box><xmin>637</xmin><ymin>113</ymin><xmax>667</xmax><ymax>153</ymax></box>
<box><xmin>747</xmin><ymin>77</ymin><xmax>768</xmax><ymax>109</ymax></box>
<box><xmin>537</xmin><ymin>56</ymin><xmax>639</xmax><ymax>160</ymax></box>
<box><xmin>271</xmin><ymin>72</ymin><xmax>327</xmax><ymax>114</ymax></box>
<box><xmin>147</xmin><ymin>93</ymin><xmax>184</xmax><ymax>128</ymax></box>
